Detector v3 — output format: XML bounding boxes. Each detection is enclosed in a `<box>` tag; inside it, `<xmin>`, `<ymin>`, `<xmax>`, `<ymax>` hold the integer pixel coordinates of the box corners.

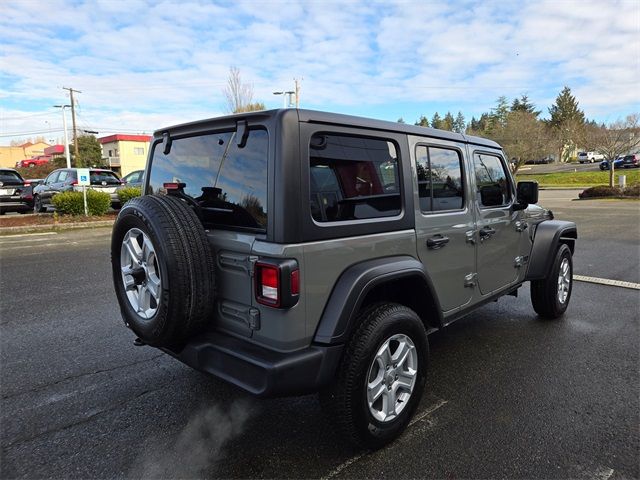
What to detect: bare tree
<box><xmin>222</xmin><ymin>67</ymin><xmax>265</xmax><ymax>113</ymax></box>
<box><xmin>591</xmin><ymin>114</ymin><xmax>640</xmax><ymax>186</ymax></box>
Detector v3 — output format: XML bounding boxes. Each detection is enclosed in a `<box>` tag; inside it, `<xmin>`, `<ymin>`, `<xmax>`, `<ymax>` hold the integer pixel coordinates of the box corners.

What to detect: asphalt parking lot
<box><xmin>1</xmin><ymin>190</ymin><xmax>638</xmax><ymax>479</ymax></box>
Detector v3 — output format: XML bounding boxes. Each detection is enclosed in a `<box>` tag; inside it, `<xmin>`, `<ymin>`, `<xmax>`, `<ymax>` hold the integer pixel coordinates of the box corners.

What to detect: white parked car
<box><xmin>577</xmin><ymin>151</ymin><xmax>604</xmax><ymax>163</ymax></box>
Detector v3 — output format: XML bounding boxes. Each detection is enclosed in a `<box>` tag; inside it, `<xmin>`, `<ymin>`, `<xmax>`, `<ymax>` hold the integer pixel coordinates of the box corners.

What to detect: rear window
<box><xmin>90</xmin><ymin>171</ymin><xmax>121</xmax><ymax>185</ymax></box>
<box><xmin>148</xmin><ymin>128</ymin><xmax>269</xmax><ymax>231</ymax></box>
<box><xmin>0</xmin><ymin>171</ymin><xmax>23</xmax><ymax>184</ymax></box>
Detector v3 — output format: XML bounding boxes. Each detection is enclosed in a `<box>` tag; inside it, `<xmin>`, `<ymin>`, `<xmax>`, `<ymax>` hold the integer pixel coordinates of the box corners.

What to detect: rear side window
<box><xmin>415</xmin><ymin>146</ymin><xmax>464</xmax><ymax>212</ymax></box>
<box><xmin>473</xmin><ymin>153</ymin><xmax>511</xmax><ymax>207</ymax></box>
<box><xmin>148</xmin><ymin>128</ymin><xmax>269</xmax><ymax>231</ymax></box>
<box><xmin>309</xmin><ymin>133</ymin><xmax>401</xmax><ymax>222</ymax></box>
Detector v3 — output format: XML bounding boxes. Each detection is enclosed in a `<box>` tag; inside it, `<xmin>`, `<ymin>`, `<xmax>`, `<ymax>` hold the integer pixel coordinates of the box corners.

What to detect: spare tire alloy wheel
<box><xmin>120</xmin><ymin>228</ymin><xmax>161</xmax><ymax>319</ymax></box>
<box><xmin>367</xmin><ymin>334</ymin><xmax>418</xmax><ymax>422</ymax></box>
<box><xmin>111</xmin><ymin>195</ymin><xmax>215</xmax><ymax>348</ymax></box>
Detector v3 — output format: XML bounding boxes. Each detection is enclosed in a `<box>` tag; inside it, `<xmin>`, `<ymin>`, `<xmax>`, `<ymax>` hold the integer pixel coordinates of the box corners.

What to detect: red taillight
<box><xmin>255</xmin><ymin>260</ymin><xmax>299</xmax><ymax>308</ymax></box>
<box><xmin>23</xmin><ymin>182</ymin><xmax>30</xmax><ymax>187</ymax></box>
<box><xmin>291</xmin><ymin>269</ymin><xmax>300</xmax><ymax>295</ymax></box>
<box><xmin>163</xmin><ymin>182</ymin><xmax>185</xmax><ymax>190</ymax></box>
<box><xmin>71</xmin><ymin>180</ymin><xmax>78</xmax><ymax>186</ymax></box>
<box><xmin>257</xmin><ymin>263</ymin><xmax>280</xmax><ymax>306</ymax></box>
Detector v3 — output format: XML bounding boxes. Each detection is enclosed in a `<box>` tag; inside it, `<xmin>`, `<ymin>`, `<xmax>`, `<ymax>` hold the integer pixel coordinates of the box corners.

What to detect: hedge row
<box><xmin>579</xmin><ymin>184</ymin><xmax>640</xmax><ymax>199</ymax></box>
<box><xmin>51</xmin><ymin>190</ymin><xmax>112</xmax><ymax>216</ymax></box>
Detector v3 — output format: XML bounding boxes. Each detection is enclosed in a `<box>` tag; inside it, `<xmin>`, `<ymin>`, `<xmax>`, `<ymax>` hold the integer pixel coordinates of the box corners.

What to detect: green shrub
<box><xmin>51</xmin><ymin>189</ymin><xmax>111</xmax><ymax>216</ymax></box>
<box><xmin>623</xmin><ymin>184</ymin><xmax>640</xmax><ymax>197</ymax></box>
<box><xmin>117</xmin><ymin>186</ymin><xmax>141</xmax><ymax>205</ymax></box>
<box><xmin>579</xmin><ymin>185</ymin><xmax>640</xmax><ymax>199</ymax></box>
<box><xmin>51</xmin><ymin>191</ymin><xmax>84</xmax><ymax>215</ymax></box>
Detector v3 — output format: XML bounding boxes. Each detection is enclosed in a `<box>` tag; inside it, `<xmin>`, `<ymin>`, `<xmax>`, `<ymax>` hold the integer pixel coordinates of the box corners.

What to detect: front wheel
<box><xmin>531</xmin><ymin>243</ymin><xmax>573</xmax><ymax>319</ymax></box>
<box><xmin>320</xmin><ymin>303</ymin><xmax>429</xmax><ymax>449</ymax></box>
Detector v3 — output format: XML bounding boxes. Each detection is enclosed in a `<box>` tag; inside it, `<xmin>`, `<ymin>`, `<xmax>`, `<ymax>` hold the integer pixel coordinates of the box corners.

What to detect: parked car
<box><xmin>621</xmin><ymin>154</ymin><xmax>639</xmax><ymax>168</ymax></box>
<box><xmin>120</xmin><ymin>170</ymin><xmax>144</xmax><ymax>188</ymax></box>
<box><xmin>15</xmin><ymin>155</ymin><xmax>52</xmax><ymax>168</ymax></box>
<box><xmin>111</xmin><ymin>108</ymin><xmax>576</xmax><ymax>449</ymax></box>
<box><xmin>599</xmin><ymin>156</ymin><xmax>625</xmax><ymax>171</ymax></box>
<box><xmin>32</xmin><ymin>168</ymin><xmax>122</xmax><ymax>212</ymax></box>
<box><xmin>0</xmin><ymin>168</ymin><xmax>34</xmax><ymax>214</ymax></box>
<box><xmin>577</xmin><ymin>151</ymin><xmax>604</xmax><ymax>163</ymax></box>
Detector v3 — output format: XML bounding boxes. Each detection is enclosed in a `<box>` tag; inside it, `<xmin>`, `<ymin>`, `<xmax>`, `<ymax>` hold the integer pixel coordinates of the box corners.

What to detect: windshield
<box><xmin>0</xmin><ymin>171</ymin><xmax>24</xmax><ymax>184</ymax></box>
<box><xmin>148</xmin><ymin>128</ymin><xmax>269</xmax><ymax>231</ymax></box>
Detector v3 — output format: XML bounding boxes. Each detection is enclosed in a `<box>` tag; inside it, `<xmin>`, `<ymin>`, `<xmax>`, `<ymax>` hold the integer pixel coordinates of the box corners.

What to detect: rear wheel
<box><xmin>33</xmin><ymin>195</ymin><xmax>45</xmax><ymax>213</ymax></box>
<box><xmin>320</xmin><ymin>303</ymin><xmax>428</xmax><ymax>449</ymax></box>
<box><xmin>531</xmin><ymin>243</ymin><xmax>573</xmax><ymax>319</ymax></box>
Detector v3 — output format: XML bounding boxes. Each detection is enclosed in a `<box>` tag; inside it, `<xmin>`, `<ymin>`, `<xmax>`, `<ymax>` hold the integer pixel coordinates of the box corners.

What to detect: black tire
<box><xmin>33</xmin><ymin>195</ymin><xmax>45</xmax><ymax>213</ymax></box>
<box><xmin>320</xmin><ymin>303</ymin><xmax>429</xmax><ymax>449</ymax></box>
<box><xmin>111</xmin><ymin>194</ymin><xmax>215</xmax><ymax>348</ymax></box>
<box><xmin>531</xmin><ymin>243</ymin><xmax>573</xmax><ymax>319</ymax></box>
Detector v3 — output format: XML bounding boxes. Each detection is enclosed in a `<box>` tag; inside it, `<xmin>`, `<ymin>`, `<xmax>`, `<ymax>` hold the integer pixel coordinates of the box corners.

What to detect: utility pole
<box><xmin>63</xmin><ymin>87</ymin><xmax>81</xmax><ymax>165</ymax></box>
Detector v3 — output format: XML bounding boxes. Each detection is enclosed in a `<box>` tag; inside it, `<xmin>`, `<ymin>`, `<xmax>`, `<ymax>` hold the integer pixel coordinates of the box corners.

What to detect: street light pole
<box><xmin>273</xmin><ymin>90</ymin><xmax>295</xmax><ymax>108</ymax></box>
<box><xmin>54</xmin><ymin>105</ymin><xmax>72</xmax><ymax>168</ymax></box>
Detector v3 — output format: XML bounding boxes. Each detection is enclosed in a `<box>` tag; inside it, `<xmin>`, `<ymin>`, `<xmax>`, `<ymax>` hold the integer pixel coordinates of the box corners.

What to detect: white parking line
<box><xmin>0</xmin><ymin>232</ymin><xmax>57</xmax><ymax>238</ymax></box>
<box><xmin>320</xmin><ymin>399</ymin><xmax>449</xmax><ymax>480</ymax></box>
<box><xmin>574</xmin><ymin>275</ymin><xmax>640</xmax><ymax>290</ymax></box>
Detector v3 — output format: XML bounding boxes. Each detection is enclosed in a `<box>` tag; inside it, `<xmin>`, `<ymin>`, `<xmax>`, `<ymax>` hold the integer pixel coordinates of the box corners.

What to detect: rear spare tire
<box><xmin>111</xmin><ymin>195</ymin><xmax>215</xmax><ymax>347</ymax></box>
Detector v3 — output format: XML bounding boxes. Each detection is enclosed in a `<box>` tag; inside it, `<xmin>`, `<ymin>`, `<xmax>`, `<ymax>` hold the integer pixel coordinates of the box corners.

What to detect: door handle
<box><xmin>479</xmin><ymin>226</ymin><xmax>496</xmax><ymax>241</ymax></box>
<box><xmin>427</xmin><ymin>235</ymin><xmax>450</xmax><ymax>250</ymax></box>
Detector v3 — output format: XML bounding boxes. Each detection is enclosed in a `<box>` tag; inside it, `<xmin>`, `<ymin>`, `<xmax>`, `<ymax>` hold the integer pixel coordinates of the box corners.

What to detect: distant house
<box><xmin>0</xmin><ymin>141</ymin><xmax>51</xmax><ymax>168</ymax></box>
<box><xmin>98</xmin><ymin>134</ymin><xmax>151</xmax><ymax>177</ymax></box>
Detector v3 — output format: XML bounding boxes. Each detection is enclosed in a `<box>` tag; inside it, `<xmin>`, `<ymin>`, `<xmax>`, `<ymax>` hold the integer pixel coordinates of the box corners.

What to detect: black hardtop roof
<box><xmin>154</xmin><ymin>108</ymin><xmax>501</xmax><ymax>150</ymax></box>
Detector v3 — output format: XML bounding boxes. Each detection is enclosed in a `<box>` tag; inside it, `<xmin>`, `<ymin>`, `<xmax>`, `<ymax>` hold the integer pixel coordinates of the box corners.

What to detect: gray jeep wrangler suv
<box><xmin>111</xmin><ymin>109</ymin><xmax>577</xmax><ymax>448</ymax></box>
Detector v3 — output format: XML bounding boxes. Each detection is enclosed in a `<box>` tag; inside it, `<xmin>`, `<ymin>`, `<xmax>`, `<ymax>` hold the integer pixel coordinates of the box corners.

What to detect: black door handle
<box><xmin>427</xmin><ymin>235</ymin><xmax>450</xmax><ymax>249</ymax></box>
<box><xmin>479</xmin><ymin>226</ymin><xmax>496</xmax><ymax>239</ymax></box>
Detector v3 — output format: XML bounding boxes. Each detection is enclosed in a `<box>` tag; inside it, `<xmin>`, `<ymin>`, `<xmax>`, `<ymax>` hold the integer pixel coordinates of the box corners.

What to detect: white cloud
<box><xmin>1</xmin><ymin>0</ymin><xmax>638</xmax><ymax>143</ymax></box>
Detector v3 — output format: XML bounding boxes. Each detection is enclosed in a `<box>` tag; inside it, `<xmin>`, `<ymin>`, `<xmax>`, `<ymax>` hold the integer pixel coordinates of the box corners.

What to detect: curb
<box><xmin>0</xmin><ymin>220</ymin><xmax>114</xmax><ymax>235</ymax></box>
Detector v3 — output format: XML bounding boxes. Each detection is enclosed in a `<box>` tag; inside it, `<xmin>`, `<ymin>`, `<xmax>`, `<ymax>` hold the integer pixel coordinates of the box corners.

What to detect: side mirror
<box><xmin>480</xmin><ymin>184</ymin><xmax>504</xmax><ymax>207</ymax></box>
<box><xmin>514</xmin><ymin>181</ymin><xmax>538</xmax><ymax>210</ymax></box>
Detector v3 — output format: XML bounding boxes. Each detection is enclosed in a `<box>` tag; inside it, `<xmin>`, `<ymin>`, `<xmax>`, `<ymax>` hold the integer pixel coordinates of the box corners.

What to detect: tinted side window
<box><xmin>415</xmin><ymin>146</ymin><xmax>464</xmax><ymax>212</ymax></box>
<box><xmin>309</xmin><ymin>133</ymin><xmax>401</xmax><ymax>222</ymax></box>
<box><xmin>474</xmin><ymin>153</ymin><xmax>511</xmax><ymax>207</ymax></box>
<box><xmin>46</xmin><ymin>172</ymin><xmax>59</xmax><ymax>184</ymax></box>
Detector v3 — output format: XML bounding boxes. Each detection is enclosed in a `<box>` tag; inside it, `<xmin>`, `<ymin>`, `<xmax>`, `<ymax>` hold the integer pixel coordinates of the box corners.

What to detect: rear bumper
<box><xmin>162</xmin><ymin>331</ymin><xmax>343</xmax><ymax>397</ymax></box>
<box><xmin>0</xmin><ymin>198</ymin><xmax>32</xmax><ymax>212</ymax></box>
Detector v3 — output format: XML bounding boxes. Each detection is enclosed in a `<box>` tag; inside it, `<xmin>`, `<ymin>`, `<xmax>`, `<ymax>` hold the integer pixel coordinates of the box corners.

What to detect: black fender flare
<box><xmin>313</xmin><ymin>256</ymin><xmax>443</xmax><ymax>345</ymax></box>
<box><xmin>525</xmin><ymin>220</ymin><xmax>577</xmax><ymax>280</ymax></box>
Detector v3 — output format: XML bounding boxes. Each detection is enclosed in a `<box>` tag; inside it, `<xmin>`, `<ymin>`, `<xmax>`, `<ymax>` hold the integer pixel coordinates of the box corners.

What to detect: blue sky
<box><xmin>1</xmin><ymin>0</ymin><xmax>638</xmax><ymax>144</ymax></box>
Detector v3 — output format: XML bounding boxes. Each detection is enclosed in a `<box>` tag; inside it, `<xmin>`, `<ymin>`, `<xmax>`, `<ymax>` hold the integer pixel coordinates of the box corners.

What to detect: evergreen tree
<box><xmin>397</xmin><ymin>117</ymin><xmax>406</xmax><ymax>123</ymax></box>
<box><xmin>511</xmin><ymin>94</ymin><xmax>540</xmax><ymax>117</ymax></box>
<box><xmin>442</xmin><ymin>112</ymin><xmax>455</xmax><ymax>131</ymax></box>
<box><xmin>76</xmin><ymin>135</ymin><xmax>103</xmax><ymax>167</ymax></box>
<box><xmin>489</xmin><ymin>96</ymin><xmax>510</xmax><ymax>130</ymax></box>
<box><xmin>546</xmin><ymin>86</ymin><xmax>586</xmax><ymax>162</ymax></box>
<box><xmin>431</xmin><ymin>112</ymin><xmax>443</xmax><ymax>129</ymax></box>
<box><xmin>547</xmin><ymin>87</ymin><xmax>585</xmax><ymax>128</ymax></box>
<box><xmin>415</xmin><ymin>115</ymin><xmax>429</xmax><ymax>127</ymax></box>
<box><xmin>453</xmin><ymin>111</ymin><xmax>466</xmax><ymax>133</ymax></box>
